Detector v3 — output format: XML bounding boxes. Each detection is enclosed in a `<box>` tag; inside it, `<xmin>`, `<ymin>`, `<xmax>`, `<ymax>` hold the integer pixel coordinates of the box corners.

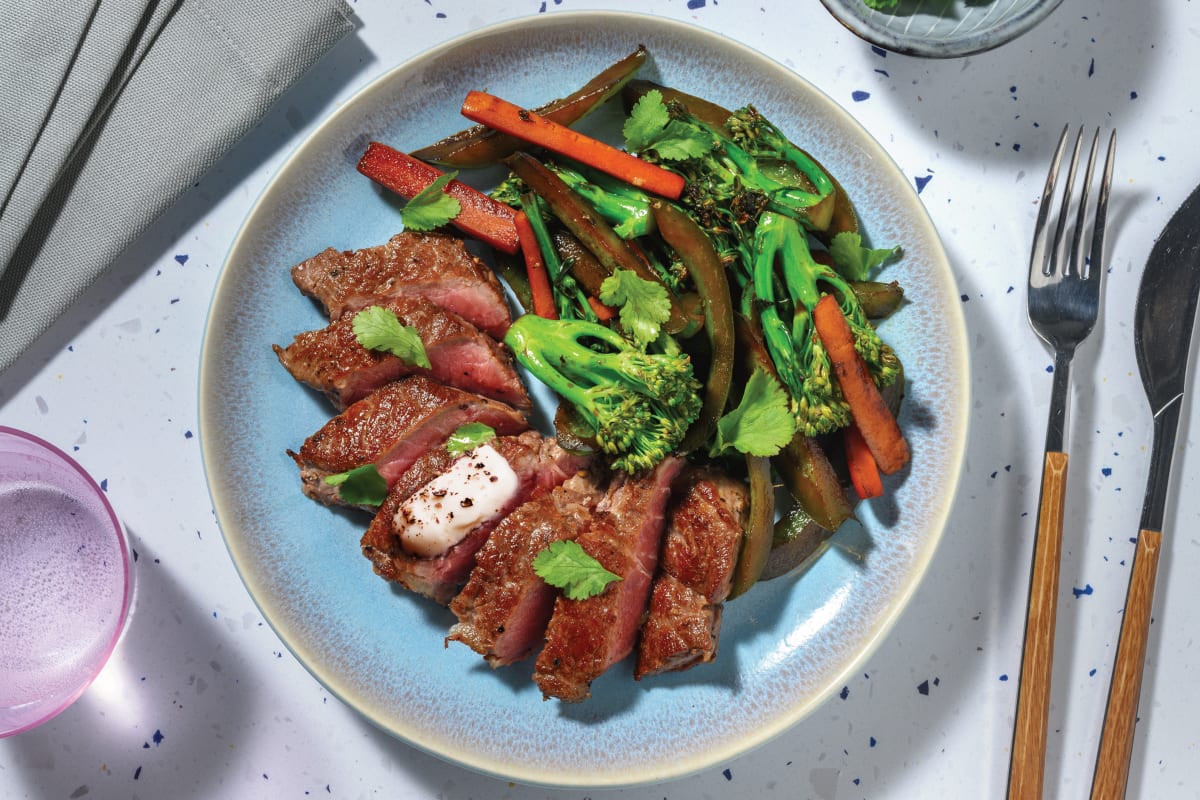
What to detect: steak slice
<box><xmin>447</xmin><ymin>468</ymin><xmax>608</xmax><ymax>666</ymax></box>
<box><xmin>635</xmin><ymin>468</ymin><xmax>747</xmax><ymax>679</ymax></box>
<box><xmin>289</xmin><ymin>375</ymin><xmax>528</xmax><ymax>507</ymax></box>
<box><xmin>533</xmin><ymin>456</ymin><xmax>685</xmax><ymax>702</ymax></box>
<box><xmin>274</xmin><ymin>295</ymin><xmax>530</xmax><ymax>410</ymax></box>
<box><xmin>289</xmin><ymin>231</ymin><xmax>513</xmax><ymax>338</ymax></box>
<box><xmin>361</xmin><ymin>432</ymin><xmax>591</xmax><ymax>605</ymax></box>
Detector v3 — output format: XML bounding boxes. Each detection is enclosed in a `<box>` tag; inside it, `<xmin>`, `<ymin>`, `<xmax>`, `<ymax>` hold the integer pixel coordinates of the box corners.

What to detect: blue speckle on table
<box><xmin>1131</xmin><ymin>91</ymin><xmax>1138</xmax><ymax>100</ymax></box>
<box><xmin>1090</xmin><ymin>668</ymin><xmax>1097</xmax><ymax>677</ymax></box>
<box><xmin>153</xmin><ymin>729</ymin><xmax>164</xmax><ymax>745</ymax></box>
<box><xmin>918</xmin><ymin>680</ymin><xmax>930</xmax><ymax>695</ymax></box>
<box><xmin>100</xmin><ymin>478</ymin><xmax>108</xmax><ymax>491</ymax></box>
<box><xmin>1088</xmin><ymin>58</ymin><xmax>1095</xmax><ymax>77</ymax></box>
<box><xmin>1046</xmin><ymin>364</ymin><xmax>1054</xmax><ymax>373</ymax></box>
<box><xmin>852</xmin><ymin>90</ymin><xmax>870</xmax><ymax>102</ymax></box>
<box><xmin>875</xmin><ymin>68</ymin><xmax>889</xmax><ymax>78</ymax></box>
<box><xmin>687</xmin><ymin>0</ymin><xmax>706</xmax><ymax>8</ymax></box>
<box><xmin>1073</xmin><ymin>584</ymin><xmax>1094</xmax><ymax>598</ymax></box>
<box><xmin>134</xmin><ymin>766</ymin><xmax>142</xmax><ymax>780</ymax></box>
<box><xmin>723</xmin><ymin>767</ymin><xmax>732</xmax><ymax>780</ymax></box>
<box><xmin>960</xmin><ymin>294</ymin><xmax>969</xmax><ymax>302</ymax></box>
<box><xmin>869</xmin><ymin>736</ymin><xmax>877</xmax><ymax>748</ymax></box>
<box><xmin>871</xmin><ymin>45</ymin><xmax>887</xmax><ymax>57</ymax></box>
<box><xmin>915</xmin><ymin>174</ymin><xmax>932</xmax><ymax>193</ymax></box>
<box><xmin>1101</xmin><ymin>467</ymin><xmax>1112</xmax><ymax>477</ymax></box>
<box><xmin>174</xmin><ymin>254</ymin><xmax>188</xmax><ymax>265</ymax></box>
<box><xmin>1007</xmin><ymin>286</ymin><xmax>1015</xmax><ymax>293</ymax></box>
<box><xmin>1000</xmin><ymin>674</ymin><xmax>1009</xmax><ymax>681</ymax></box>
<box><xmin>840</xmin><ymin>686</ymin><xmax>850</xmax><ymax>700</ymax></box>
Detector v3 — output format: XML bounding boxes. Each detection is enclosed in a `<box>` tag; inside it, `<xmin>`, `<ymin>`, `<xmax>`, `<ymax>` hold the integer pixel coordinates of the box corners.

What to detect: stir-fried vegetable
<box><xmin>358</xmin><ymin>53</ymin><xmax>912</xmax><ymax>596</ymax></box>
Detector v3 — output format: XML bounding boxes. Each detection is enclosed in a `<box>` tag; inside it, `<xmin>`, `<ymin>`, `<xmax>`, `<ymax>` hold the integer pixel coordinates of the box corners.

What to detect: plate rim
<box><xmin>199</xmin><ymin>9</ymin><xmax>970</xmax><ymax>788</ymax></box>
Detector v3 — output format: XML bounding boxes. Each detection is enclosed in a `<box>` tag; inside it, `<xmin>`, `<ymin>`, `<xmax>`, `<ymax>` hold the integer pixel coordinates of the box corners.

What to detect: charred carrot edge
<box><xmin>813</xmin><ymin>293</ymin><xmax>910</xmax><ymax>475</ymax></box>
<box><xmin>460</xmin><ymin>91</ymin><xmax>686</xmax><ymax>200</ymax></box>
<box><xmin>586</xmin><ymin>295</ymin><xmax>616</xmax><ymax>321</ymax></box>
<box><xmin>514</xmin><ymin>211</ymin><xmax>558</xmax><ymax>320</ymax></box>
<box><xmin>844</xmin><ymin>422</ymin><xmax>883</xmax><ymax>499</ymax></box>
<box><xmin>356</xmin><ymin>142</ymin><xmax>520</xmax><ymax>254</ymax></box>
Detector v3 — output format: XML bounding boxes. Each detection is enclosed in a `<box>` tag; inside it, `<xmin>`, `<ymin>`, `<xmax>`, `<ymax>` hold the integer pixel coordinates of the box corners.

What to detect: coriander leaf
<box><xmin>622</xmin><ymin>90</ymin><xmax>671</xmax><ymax>151</ymax></box>
<box><xmin>532</xmin><ymin>540</ymin><xmax>621</xmax><ymax>600</ymax></box>
<box><xmin>352</xmin><ymin>306</ymin><xmax>432</xmax><ymax>368</ymax></box>
<box><xmin>324</xmin><ymin>464</ymin><xmax>387</xmax><ymax>506</ymax></box>
<box><xmin>650</xmin><ymin>120</ymin><xmax>718</xmax><ymax>161</ymax></box>
<box><xmin>445</xmin><ymin>422</ymin><xmax>497</xmax><ymax>455</ymax></box>
<box><xmin>829</xmin><ymin>231</ymin><xmax>902</xmax><ymax>281</ymax></box>
<box><xmin>622</xmin><ymin>90</ymin><xmax>714</xmax><ymax>161</ymax></box>
<box><xmin>710</xmin><ymin>367</ymin><xmax>797</xmax><ymax>457</ymax></box>
<box><xmin>401</xmin><ymin>171</ymin><xmax>462</xmax><ymax>231</ymax></box>
<box><xmin>599</xmin><ymin>269</ymin><xmax>671</xmax><ymax>348</ymax></box>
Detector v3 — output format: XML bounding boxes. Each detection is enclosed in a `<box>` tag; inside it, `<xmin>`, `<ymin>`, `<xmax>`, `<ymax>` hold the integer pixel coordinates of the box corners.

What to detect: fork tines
<box><xmin>1031</xmin><ymin>125</ymin><xmax>1117</xmax><ymax>282</ymax></box>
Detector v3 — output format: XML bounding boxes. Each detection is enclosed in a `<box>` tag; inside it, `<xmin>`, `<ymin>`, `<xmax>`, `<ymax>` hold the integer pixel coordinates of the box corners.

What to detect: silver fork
<box><xmin>1007</xmin><ymin>125</ymin><xmax>1117</xmax><ymax>800</ymax></box>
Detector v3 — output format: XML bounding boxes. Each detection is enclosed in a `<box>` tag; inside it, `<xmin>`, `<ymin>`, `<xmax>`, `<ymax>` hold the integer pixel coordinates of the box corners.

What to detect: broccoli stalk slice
<box><xmin>503</xmin><ymin>314</ymin><xmax>702</xmax><ymax>472</ymax></box>
<box><xmin>752</xmin><ymin>212</ymin><xmax>898</xmax><ymax>437</ymax></box>
<box><xmin>547</xmin><ymin>162</ymin><xmax>655</xmax><ymax>239</ymax></box>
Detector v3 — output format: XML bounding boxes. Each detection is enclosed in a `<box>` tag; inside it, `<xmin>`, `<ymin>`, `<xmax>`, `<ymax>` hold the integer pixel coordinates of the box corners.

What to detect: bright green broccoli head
<box><xmin>503</xmin><ymin>314</ymin><xmax>702</xmax><ymax>472</ymax></box>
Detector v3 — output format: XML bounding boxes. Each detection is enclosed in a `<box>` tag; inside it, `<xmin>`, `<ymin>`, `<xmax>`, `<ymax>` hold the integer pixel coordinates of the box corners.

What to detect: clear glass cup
<box><xmin>0</xmin><ymin>426</ymin><xmax>132</xmax><ymax>737</ymax></box>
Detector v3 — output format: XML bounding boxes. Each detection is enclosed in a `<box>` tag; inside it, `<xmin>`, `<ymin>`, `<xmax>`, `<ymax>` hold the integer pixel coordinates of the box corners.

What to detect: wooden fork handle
<box><xmin>1008</xmin><ymin>450</ymin><xmax>1069</xmax><ymax>800</ymax></box>
<box><xmin>1090</xmin><ymin>529</ymin><xmax>1164</xmax><ymax>800</ymax></box>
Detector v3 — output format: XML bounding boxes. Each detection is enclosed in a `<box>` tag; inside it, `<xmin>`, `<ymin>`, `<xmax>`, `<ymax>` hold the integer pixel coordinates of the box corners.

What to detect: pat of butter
<box><xmin>396</xmin><ymin>444</ymin><xmax>519</xmax><ymax>558</ymax></box>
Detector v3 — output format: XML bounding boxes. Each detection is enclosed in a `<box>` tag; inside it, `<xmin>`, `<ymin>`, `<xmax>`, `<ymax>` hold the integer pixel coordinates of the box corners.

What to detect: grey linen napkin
<box><xmin>0</xmin><ymin>0</ymin><xmax>355</xmax><ymax>374</ymax></box>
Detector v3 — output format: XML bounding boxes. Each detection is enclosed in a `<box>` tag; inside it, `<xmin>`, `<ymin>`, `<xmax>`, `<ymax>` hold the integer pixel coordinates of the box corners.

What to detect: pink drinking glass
<box><xmin>0</xmin><ymin>426</ymin><xmax>132</xmax><ymax>737</ymax></box>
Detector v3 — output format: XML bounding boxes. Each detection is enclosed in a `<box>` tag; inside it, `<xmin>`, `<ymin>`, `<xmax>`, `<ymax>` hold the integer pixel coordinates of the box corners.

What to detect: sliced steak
<box><xmin>361</xmin><ymin>432</ymin><xmax>591</xmax><ymax>605</ymax></box>
<box><xmin>274</xmin><ymin>295</ymin><xmax>529</xmax><ymax>411</ymax></box>
<box><xmin>447</xmin><ymin>469</ymin><xmax>608</xmax><ymax>666</ymax></box>
<box><xmin>635</xmin><ymin>468</ymin><xmax>747</xmax><ymax>679</ymax></box>
<box><xmin>289</xmin><ymin>375</ymin><xmax>528</xmax><ymax>507</ymax></box>
<box><xmin>533</xmin><ymin>456</ymin><xmax>685</xmax><ymax>702</ymax></box>
<box><xmin>289</xmin><ymin>231</ymin><xmax>513</xmax><ymax>338</ymax></box>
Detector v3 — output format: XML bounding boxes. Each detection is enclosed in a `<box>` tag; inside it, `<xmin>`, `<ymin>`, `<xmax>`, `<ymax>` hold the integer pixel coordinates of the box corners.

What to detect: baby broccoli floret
<box><xmin>624</xmin><ymin>92</ymin><xmax>835</xmax><ymax>234</ymax></box>
<box><xmin>753</xmin><ymin>211</ymin><xmax>900</xmax><ymax>437</ymax></box>
<box><xmin>503</xmin><ymin>314</ymin><xmax>702</xmax><ymax>472</ymax></box>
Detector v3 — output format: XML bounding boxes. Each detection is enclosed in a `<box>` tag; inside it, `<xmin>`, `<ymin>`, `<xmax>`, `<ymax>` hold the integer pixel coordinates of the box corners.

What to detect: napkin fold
<box><xmin>0</xmin><ymin>0</ymin><xmax>355</xmax><ymax>375</ymax></box>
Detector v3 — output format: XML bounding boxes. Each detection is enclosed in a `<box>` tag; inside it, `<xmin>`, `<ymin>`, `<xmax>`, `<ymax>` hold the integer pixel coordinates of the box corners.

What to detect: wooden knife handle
<box><xmin>1090</xmin><ymin>529</ymin><xmax>1164</xmax><ymax>800</ymax></box>
<box><xmin>1008</xmin><ymin>450</ymin><xmax>1069</xmax><ymax>800</ymax></box>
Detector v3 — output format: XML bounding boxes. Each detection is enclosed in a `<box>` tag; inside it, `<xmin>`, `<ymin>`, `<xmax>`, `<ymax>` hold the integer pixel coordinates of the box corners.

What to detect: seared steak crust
<box><xmin>635</xmin><ymin>469</ymin><xmax>746</xmax><ymax>679</ymax></box>
<box><xmin>447</xmin><ymin>469</ymin><xmax>607</xmax><ymax>666</ymax></box>
<box><xmin>274</xmin><ymin>295</ymin><xmax>529</xmax><ymax>410</ymax></box>
<box><xmin>289</xmin><ymin>376</ymin><xmax>528</xmax><ymax>506</ymax></box>
<box><xmin>361</xmin><ymin>432</ymin><xmax>590</xmax><ymax>605</ymax></box>
<box><xmin>289</xmin><ymin>231</ymin><xmax>512</xmax><ymax>338</ymax></box>
<box><xmin>533</xmin><ymin>457</ymin><xmax>684</xmax><ymax>702</ymax></box>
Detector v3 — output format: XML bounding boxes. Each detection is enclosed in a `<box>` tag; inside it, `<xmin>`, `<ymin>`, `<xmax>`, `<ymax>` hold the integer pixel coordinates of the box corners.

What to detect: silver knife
<box><xmin>1090</xmin><ymin>182</ymin><xmax>1200</xmax><ymax>800</ymax></box>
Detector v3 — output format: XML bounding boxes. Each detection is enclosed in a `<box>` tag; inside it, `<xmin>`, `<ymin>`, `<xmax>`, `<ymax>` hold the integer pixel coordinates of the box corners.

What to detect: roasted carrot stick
<box><xmin>460</xmin><ymin>91</ymin><xmax>686</xmax><ymax>200</ymax></box>
<box><xmin>586</xmin><ymin>295</ymin><xmax>616</xmax><ymax>321</ymax></box>
<box><xmin>356</xmin><ymin>142</ymin><xmax>520</xmax><ymax>254</ymax></box>
<box><xmin>813</xmin><ymin>293</ymin><xmax>910</xmax><ymax>475</ymax></box>
<box><xmin>844</xmin><ymin>422</ymin><xmax>883</xmax><ymax>499</ymax></box>
<box><xmin>513</xmin><ymin>212</ymin><xmax>557</xmax><ymax>319</ymax></box>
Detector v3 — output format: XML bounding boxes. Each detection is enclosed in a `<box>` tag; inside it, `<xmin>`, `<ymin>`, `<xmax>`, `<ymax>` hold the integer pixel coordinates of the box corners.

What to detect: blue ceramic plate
<box><xmin>200</xmin><ymin>11</ymin><xmax>968</xmax><ymax>788</ymax></box>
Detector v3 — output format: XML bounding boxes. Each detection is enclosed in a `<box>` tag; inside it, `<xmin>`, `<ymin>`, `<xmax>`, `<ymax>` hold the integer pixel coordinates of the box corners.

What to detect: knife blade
<box><xmin>1090</xmin><ymin>182</ymin><xmax>1200</xmax><ymax>800</ymax></box>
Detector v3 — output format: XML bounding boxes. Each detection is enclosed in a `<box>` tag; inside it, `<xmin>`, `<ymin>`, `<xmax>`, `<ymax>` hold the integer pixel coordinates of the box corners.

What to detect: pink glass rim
<box><xmin>0</xmin><ymin>425</ymin><xmax>132</xmax><ymax>737</ymax></box>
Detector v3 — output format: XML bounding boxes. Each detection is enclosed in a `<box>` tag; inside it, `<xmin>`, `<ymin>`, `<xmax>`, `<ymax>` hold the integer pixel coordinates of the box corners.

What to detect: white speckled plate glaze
<box><xmin>200</xmin><ymin>11</ymin><xmax>968</xmax><ymax>789</ymax></box>
<box><xmin>820</xmin><ymin>0</ymin><xmax>1064</xmax><ymax>58</ymax></box>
